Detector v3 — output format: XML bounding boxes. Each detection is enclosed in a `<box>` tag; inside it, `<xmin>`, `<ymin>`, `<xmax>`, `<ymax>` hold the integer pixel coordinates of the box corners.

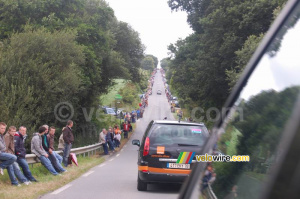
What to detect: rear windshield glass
<box><xmin>149</xmin><ymin>124</ymin><xmax>209</xmax><ymax>147</ymax></box>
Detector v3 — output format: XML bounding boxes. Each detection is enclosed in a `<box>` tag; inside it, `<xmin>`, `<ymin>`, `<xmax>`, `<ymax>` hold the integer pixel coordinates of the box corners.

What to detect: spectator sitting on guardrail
<box><xmin>62</xmin><ymin>120</ymin><xmax>74</xmax><ymax>167</ymax></box>
<box><xmin>4</xmin><ymin>126</ymin><xmax>31</xmax><ymax>186</ymax></box>
<box><xmin>14</xmin><ymin>126</ymin><xmax>38</xmax><ymax>182</ymax></box>
<box><xmin>201</xmin><ymin>165</ymin><xmax>214</xmax><ymax>191</ymax></box>
<box><xmin>99</xmin><ymin>128</ymin><xmax>109</xmax><ymax>155</ymax></box>
<box><xmin>31</xmin><ymin>126</ymin><xmax>59</xmax><ymax>176</ymax></box>
<box><xmin>0</xmin><ymin>122</ymin><xmax>17</xmax><ymax>177</ymax></box>
<box><xmin>44</xmin><ymin>126</ymin><xmax>66</xmax><ymax>173</ymax></box>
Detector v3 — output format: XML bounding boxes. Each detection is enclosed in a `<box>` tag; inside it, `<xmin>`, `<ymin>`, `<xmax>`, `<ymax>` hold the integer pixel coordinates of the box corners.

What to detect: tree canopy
<box><xmin>0</xmin><ymin>0</ymin><xmax>145</xmax><ymax>144</ymax></box>
<box><xmin>141</xmin><ymin>54</ymin><xmax>158</xmax><ymax>71</ymax></box>
<box><xmin>165</xmin><ymin>0</ymin><xmax>287</xmax><ymax>114</ymax></box>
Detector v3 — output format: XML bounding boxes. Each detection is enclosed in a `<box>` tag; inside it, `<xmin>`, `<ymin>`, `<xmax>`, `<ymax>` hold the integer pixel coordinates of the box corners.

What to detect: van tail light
<box><xmin>143</xmin><ymin>137</ymin><xmax>150</xmax><ymax>156</ymax></box>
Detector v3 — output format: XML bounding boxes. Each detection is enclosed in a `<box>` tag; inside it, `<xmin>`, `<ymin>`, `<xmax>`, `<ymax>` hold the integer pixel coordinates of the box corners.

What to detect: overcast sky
<box><xmin>106</xmin><ymin>0</ymin><xmax>193</xmax><ymax>64</ymax></box>
<box><xmin>240</xmin><ymin>19</ymin><xmax>300</xmax><ymax>101</ymax></box>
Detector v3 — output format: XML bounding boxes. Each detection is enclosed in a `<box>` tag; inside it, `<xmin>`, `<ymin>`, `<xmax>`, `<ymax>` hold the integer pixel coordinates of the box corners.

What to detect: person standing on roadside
<box><xmin>114</xmin><ymin>131</ymin><xmax>121</xmax><ymax>148</ymax></box>
<box><xmin>106</xmin><ymin>127</ymin><xmax>115</xmax><ymax>152</ymax></box>
<box><xmin>99</xmin><ymin>128</ymin><xmax>108</xmax><ymax>155</ymax></box>
<box><xmin>123</xmin><ymin>121</ymin><xmax>129</xmax><ymax>139</ymax></box>
<box><xmin>58</xmin><ymin>127</ymin><xmax>65</xmax><ymax>151</ymax></box>
<box><xmin>14</xmin><ymin>126</ymin><xmax>38</xmax><ymax>182</ymax></box>
<box><xmin>31</xmin><ymin>126</ymin><xmax>59</xmax><ymax>175</ymax></box>
<box><xmin>62</xmin><ymin>120</ymin><xmax>74</xmax><ymax>167</ymax></box>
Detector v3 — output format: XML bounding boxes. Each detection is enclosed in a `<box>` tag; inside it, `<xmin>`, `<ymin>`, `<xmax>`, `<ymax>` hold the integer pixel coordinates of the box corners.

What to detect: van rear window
<box><xmin>148</xmin><ymin>124</ymin><xmax>209</xmax><ymax>147</ymax></box>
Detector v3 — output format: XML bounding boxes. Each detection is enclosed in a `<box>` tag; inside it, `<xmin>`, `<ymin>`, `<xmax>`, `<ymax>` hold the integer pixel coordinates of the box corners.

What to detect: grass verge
<box><xmin>0</xmin><ymin>155</ymin><xmax>104</xmax><ymax>199</ymax></box>
<box><xmin>100</xmin><ymin>79</ymin><xmax>127</xmax><ymax>106</ymax></box>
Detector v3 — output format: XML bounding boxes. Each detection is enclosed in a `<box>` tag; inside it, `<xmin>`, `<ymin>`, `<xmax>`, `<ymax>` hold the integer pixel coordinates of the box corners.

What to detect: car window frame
<box><xmin>178</xmin><ymin>0</ymin><xmax>300</xmax><ymax>198</ymax></box>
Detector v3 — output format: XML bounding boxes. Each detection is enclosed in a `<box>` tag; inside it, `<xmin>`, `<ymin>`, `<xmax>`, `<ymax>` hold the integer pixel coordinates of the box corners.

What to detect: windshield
<box><xmin>106</xmin><ymin>109</ymin><xmax>115</xmax><ymax>114</ymax></box>
<box><xmin>149</xmin><ymin>124</ymin><xmax>209</xmax><ymax>147</ymax></box>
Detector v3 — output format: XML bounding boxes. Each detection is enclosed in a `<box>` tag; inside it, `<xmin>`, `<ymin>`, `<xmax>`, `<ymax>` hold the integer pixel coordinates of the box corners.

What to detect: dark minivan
<box><xmin>132</xmin><ymin>120</ymin><xmax>209</xmax><ymax>191</ymax></box>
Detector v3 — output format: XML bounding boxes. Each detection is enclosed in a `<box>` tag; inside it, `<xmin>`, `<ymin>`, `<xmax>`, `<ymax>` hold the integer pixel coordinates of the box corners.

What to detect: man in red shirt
<box><xmin>123</xmin><ymin>121</ymin><xmax>129</xmax><ymax>139</ymax></box>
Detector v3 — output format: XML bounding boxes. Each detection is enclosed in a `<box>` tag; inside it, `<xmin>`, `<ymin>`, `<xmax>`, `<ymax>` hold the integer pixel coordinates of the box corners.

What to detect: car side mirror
<box><xmin>132</xmin><ymin>139</ymin><xmax>140</xmax><ymax>147</ymax></box>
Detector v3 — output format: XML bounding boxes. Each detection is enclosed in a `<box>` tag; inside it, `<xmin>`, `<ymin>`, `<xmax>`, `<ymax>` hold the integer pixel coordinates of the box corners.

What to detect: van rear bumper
<box><xmin>138</xmin><ymin>170</ymin><xmax>189</xmax><ymax>183</ymax></box>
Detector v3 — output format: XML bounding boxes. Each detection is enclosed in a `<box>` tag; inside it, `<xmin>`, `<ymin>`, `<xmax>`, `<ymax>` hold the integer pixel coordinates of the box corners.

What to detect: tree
<box><xmin>141</xmin><ymin>56</ymin><xmax>155</xmax><ymax>71</ymax></box>
<box><xmin>146</xmin><ymin>54</ymin><xmax>158</xmax><ymax>68</ymax></box>
<box><xmin>0</xmin><ymin>0</ymin><xmax>145</xmax><ymax>146</ymax></box>
<box><xmin>0</xmin><ymin>27</ymin><xmax>84</xmax><ymax>132</ymax></box>
<box><xmin>113</xmin><ymin>21</ymin><xmax>145</xmax><ymax>83</ymax></box>
<box><xmin>166</xmin><ymin>0</ymin><xmax>288</xmax><ymax>113</ymax></box>
<box><xmin>160</xmin><ymin>58</ymin><xmax>171</xmax><ymax>70</ymax></box>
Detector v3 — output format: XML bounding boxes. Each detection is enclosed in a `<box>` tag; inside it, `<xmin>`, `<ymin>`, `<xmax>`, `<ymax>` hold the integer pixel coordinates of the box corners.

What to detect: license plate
<box><xmin>167</xmin><ymin>163</ymin><xmax>190</xmax><ymax>169</ymax></box>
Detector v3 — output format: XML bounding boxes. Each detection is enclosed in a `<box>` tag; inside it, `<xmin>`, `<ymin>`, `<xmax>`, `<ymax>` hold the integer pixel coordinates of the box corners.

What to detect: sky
<box><xmin>106</xmin><ymin>0</ymin><xmax>193</xmax><ymax>64</ymax></box>
<box><xmin>240</xmin><ymin>19</ymin><xmax>300</xmax><ymax>101</ymax></box>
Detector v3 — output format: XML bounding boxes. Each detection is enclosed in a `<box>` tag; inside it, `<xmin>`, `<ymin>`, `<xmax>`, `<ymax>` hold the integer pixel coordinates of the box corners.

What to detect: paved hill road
<box><xmin>42</xmin><ymin>70</ymin><xmax>180</xmax><ymax>199</ymax></box>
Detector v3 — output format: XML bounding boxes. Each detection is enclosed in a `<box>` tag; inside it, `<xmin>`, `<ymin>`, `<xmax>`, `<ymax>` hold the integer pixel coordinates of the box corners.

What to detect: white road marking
<box><xmin>124</xmin><ymin>145</ymin><xmax>127</xmax><ymax>147</ymax></box>
<box><xmin>109</xmin><ymin>158</ymin><xmax>114</xmax><ymax>162</ymax></box>
<box><xmin>116</xmin><ymin>154</ymin><xmax>120</xmax><ymax>157</ymax></box>
<box><xmin>121</xmin><ymin>149</ymin><xmax>124</xmax><ymax>152</ymax></box>
<box><xmin>98</xmin><ymin>163</ymin><xmax>106</xmax><ymax>168</ymax></box>
<box><xmin>82</xmin><ymin>171</ymin><xmax>94</xmax><ymax>177</ymax></box>
<box><xmin>51</xmin><ymin>184</ymin><xmax>72</xmax><ymax>194</ymax></box>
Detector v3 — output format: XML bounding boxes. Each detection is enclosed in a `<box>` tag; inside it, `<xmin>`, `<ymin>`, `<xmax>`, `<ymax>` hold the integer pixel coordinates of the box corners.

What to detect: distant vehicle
<box><xmin>132</xmin><ymin>120</ymin><xmax>209</xmax><ymax>191</ymax></box>
<box><xmin>174</xmin><ymin>100</ymin><xmax>180</xmax><ymax>108</ymax></box>
<box><xmin>157</xmin><ymin>90</ymin><xmax>162</xmax><ymax>95</ymax></box>
<box><xmin>172</xmin><ymin>96</ymin><xmax>177</xmax><ymax>100</ymax></box>
<box><xmin>117</xmin><ymin>108</ymin><xmax>124</xmax><ymax>115</ymax></box>
<box><xmin>103</xmin><ymin>107</ymin><xmax>116</xmax><ymax>115</ymax></box>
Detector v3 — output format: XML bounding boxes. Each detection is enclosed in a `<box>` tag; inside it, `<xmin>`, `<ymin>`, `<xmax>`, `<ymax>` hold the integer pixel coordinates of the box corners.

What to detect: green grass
<box><xmin>0</xmin><ymin>155</ymin><xmax>105</xmax><ymax>199</ymax></box>
<box><xmin>100</xmin><ymin>79</ymin><xmax>127</xmax><ymax>106</ymax></box>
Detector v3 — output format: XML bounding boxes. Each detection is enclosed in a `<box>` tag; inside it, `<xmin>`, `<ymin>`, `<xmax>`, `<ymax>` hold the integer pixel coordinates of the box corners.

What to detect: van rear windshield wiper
<box><xmin>177</xmin><ymin>143</ymin><xmax>200</xmax><ymax>146</ymax></box>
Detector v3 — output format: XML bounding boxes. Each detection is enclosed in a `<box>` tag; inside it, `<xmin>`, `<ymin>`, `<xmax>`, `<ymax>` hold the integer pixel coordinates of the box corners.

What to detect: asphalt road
<box><xmin>42</xmin><ymin>71</ymin><xmax>180</xmax><ymax>199</ymax></box>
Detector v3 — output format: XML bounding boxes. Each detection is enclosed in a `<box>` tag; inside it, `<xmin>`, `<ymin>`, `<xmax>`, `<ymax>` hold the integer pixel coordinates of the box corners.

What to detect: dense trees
<box><xmin>113</xmin><ymin>21</ymin><xmax>145</xmax><ymax>82</ymax></box>
<box><xmin>141</xmin><ymin>55</ymin><xmax>158</xmax><ymax>71</ymax></box>
<box><xmin>165</xmin><ymin>0</ymin><xmax>287</xmax><ymax>114</ymax></box>
<box><xmin>0</xmin><ymin>0</ymin><xmax>145</xmax><ymax>145</ymax></box>
<box><xmin>213</xmin><ymin>86</ymin><xmax>300</xmax><ymax>198</ymax></box>
<box><xmin>0</xmin><ymin>27</ymin><xmax>83</xmax><ymax>128</ymax></box>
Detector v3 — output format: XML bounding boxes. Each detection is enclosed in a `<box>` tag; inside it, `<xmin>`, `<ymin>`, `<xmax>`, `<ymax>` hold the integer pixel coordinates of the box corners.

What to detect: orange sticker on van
<box><xmin>157</xmin><ymin>146</ymin><xmax>165</xmax><ymax>154</ymax></box>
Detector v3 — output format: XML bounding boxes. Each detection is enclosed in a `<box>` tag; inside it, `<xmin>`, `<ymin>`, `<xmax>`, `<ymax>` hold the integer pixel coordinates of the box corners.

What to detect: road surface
<box><xmin>42</xmin><ymin>70</ymin><xmax>180</xmax><ymax>199</ymax></box>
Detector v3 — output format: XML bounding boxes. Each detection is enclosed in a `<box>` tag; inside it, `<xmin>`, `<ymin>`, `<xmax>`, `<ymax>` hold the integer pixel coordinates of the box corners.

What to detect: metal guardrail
<box><xmin>25</xmin><ymin>143</ymin><xmax>103</xmax><ymax>164</ymax></box>
<box><xmin>202</xmin><ymin>184</ymin><xmax>218</xmax><ymax>199</ymax></box>
<box><xmin>207</xmin><ymin>184</ymin><xmax>217</xmax><ymax>199</ymax></box>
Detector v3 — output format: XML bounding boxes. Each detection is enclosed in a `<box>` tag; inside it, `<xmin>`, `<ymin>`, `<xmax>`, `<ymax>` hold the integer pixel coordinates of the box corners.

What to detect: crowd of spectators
<box><xmin>0</xmin><ymin>120</ymin><xmax>74</xmax><ymax>186</ymax></box>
